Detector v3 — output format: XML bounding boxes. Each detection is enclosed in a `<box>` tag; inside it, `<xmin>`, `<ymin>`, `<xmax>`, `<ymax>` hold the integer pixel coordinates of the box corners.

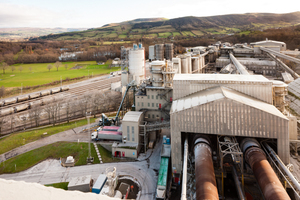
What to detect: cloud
<box><xmin>0</xmin><ymin>3</ymin><xmax>62</xmax><ymax>27</ymax></box>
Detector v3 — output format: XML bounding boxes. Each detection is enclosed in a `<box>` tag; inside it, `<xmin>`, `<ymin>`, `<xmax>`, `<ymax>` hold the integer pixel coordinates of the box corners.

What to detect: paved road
<box><xmin>0</xmin><ymin>129</ymin><xmax>166</xmax><ymax>200</ymax></box>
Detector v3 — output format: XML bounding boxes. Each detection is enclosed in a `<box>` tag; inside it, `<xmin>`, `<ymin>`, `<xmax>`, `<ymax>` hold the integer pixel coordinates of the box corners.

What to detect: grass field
<box><xmin>118</xmin><ymin>34</ymin><xmax>128</xmax><ymax>38</ymax></box>
<box><xmin>172</xmin><ymin>32</ymin><xmax>181</xmax><ymax>36</ymax></box>
<box><xmin>191</xmin><ymin>30</ymin><xmax>204</xmax><ymax>36</ymax></box>
<box><xmin>158</xmin><ymin>32</ymin><xmax>172</xmax><ymax>38</ymax></box>
<box><xmin>181</xmin><ymin>31</ymin><xmax>195</xmax><ymax>36</ymax></box>
<box><xmin>0</xmin><ymin>142</ymin><xmax>101</xmax><ymax>174</ymax></box>
<box><xmin>0</xmin><ymin>118</ymin><xmax>96</xmax><ymax>155</ymax></box>
<box><xmin>45</xmin><ymin>182</ymin><xmax>69</xmax><ymax>190</ymax></box>
<box><xmin>1</xmin><ymin>61</ymin><xmax>121</xmax><ymax>88</ymax></box>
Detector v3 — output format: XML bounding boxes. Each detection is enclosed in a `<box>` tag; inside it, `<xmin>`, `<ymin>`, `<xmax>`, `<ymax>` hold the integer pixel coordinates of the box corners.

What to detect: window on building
<box><xmin>138</xmin><ymin>102</ymin><xmax>140</xmax><ymax>106</ymax></box>
<box><xmin>142</xmin><ymin>102</ymin><xmax>144</xmax><ymax>107</ymax></box>
<box><xmin>152</xmin><ymin>95</ymin><xmax>154</xmax><ymax>99</ymax></box>
<box><xmin>157</xmin><ymin>115</ymin><xmax>159</xmax><ymax>118</ymax></box>
<box><xmin>147</xmin><ymin>95</ymin><xmax>150</xmax><ymax>99</ymax></box>
<box><xmin>148</xmin><ymin>114</ymin><xmax>150</xmax><ymax>118</ymax></box>
<box><xmin>152</xmin><ymin>114</ymin><xmax>155</xmax><ymax>119</ymax></box>
<box><xmin>132</xmin><ymin>126</ymin><xmax>135</xmax><ymax>141</ymax></box>
<box><xmin>152</xmin><ymin>103</ymin><xmax>154</xmax><ymax>107</ymax></box>
<box><xmin>127</xmin><ymin>126</ymin><xmax>130</xmax><ymax>141</ymax></box>
<box><xmin>148</xmin><ymin>103</ymin><xmax>150</xmax><ymax>107</ymax></box>
<box><xmin>156</xmin><ymin>95</ymin><xmax>158</xmax><ymax>99</ymax></box>
<box><xmin>156</xmin><ymin>103</ymin><xmax>158</xmax><ymax>107</ymax></box>
<box><xmin>160</xmin><ymin>96</ymin><xmax>162</xmax><ymax>99</ymax></box>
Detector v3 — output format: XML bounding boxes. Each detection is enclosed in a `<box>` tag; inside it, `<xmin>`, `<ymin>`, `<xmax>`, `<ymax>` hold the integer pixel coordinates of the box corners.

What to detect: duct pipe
<box><xmin>194</xmin><ymin>138</ymin><xmax>219</xmax><ymax>200</ymax></box>
<box><xmin>231</xmin><ymin>166</ymin><xmax>246</xmax><ymax>200</ymax></box>
<box><xmin>229</xmin><ymin>53</ymin><xmax>250</xmax><ymax>75</ymax></box>
<box><xmin>260</xmin><ymin>47</ymin><xmax>300</xmax><ymax>65</ymax></box>
<box><xmin>181</xmin><ymin>137</ymin><xmax>188</xmax><ymax>200</ymax></box>
<box><xmin>264</xmin><ymin>143</ymin><xmax>300</xmax><ymax>192</ymax></box>
<box><xmin>241</xmin><ymin>139</ymin><xmax>291</xmax><ymax>200</ymax></box>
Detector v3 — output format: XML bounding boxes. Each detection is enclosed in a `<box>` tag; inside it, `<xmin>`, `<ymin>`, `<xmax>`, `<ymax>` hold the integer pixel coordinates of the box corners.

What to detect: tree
<box><xmin>0</xmin><ymin>117</ymin><xmax>7</xmax><ymax>134</ymax></box>
<box><xmin>19</xmin><ymin>115</ymin><xmax>27</xmax><ymax>130</ymax></box>
<box><xmin>8</xmin><ymin>115</ymin><xmax>15</xmax><ymax>133</ymax></box>
<box><xmin>29</xmin><ymin>67</ymin><xmax>32</xmax><ymax>72</ymax></box>
<box><xmin>1</xmin><ymin>62</ymin><xmax>9</xmax><ymax>74</ymax></box>
<box><xmin>78</xmin><ymin>94</ymin><xmax>91</xmax><ymax>117</ymax></box>
<box><xmin>29</xmin><ymin>106</ymin><xmax>42</xmax><ymax>127</ymax></box>
<box><xmin>47</xmin><ymin>64</ymin><xmax>53</xmax><ymax>72</ymax></box>
<box><xmin>55</xmin><ymin>61</ymin><xmax>61</xmax><ymax>71</ymax></box>
<box><xmin>11</xmin><ymin>65</ymin><xmax>15</xmax><ymax>72</ymax></box>
<box><xmin>18</xmin><ymin>66</ymin><xmax>23</xmax><ymax>73</ymax></box>
<box><xmin>44</xmin><ymin>99</ymin><xmax>62</xmax><ymax>126</ymax></box>
<box><xmin>64</xmin><ymin>64</ymin><xmax>68</xmax><ymax>70</ymax></box>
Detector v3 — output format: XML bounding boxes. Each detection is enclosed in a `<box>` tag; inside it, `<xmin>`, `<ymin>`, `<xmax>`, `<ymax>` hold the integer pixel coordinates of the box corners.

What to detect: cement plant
<box><xmin>2</xmin><ymin>39</ymin><xmax>300</xmax><ymax>200</ymax></box>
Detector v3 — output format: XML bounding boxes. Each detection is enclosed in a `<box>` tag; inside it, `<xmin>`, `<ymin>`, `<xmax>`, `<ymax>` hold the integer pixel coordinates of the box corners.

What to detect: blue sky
<box><xmin>0</xmin><ymin>0</ymin><xmax>299</xmax><ymax>28</ymax></box>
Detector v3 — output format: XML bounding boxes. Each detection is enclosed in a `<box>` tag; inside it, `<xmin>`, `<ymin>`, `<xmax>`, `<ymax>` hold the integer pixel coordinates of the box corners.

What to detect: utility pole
<box><xmin>86</xmin><ymin>112</ymin><xmax>94</xmax><ymax>163</ymax></box>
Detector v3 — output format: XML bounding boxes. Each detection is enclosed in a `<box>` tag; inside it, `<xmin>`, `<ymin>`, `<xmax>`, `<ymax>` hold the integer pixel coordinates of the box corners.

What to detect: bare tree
<box><xmin>29</xmin><ymin>106</ymin><xmax>42</xmax><ymax>127</ymax></box>
<box><xmin>18</xmin><ymin>66</ymin><xmax>23</xmax><ymax>73</ymax></box>
<box><xmin>91</xmin><ymin>93</ymin><xmax>103</xmax><ymax>118</ymax></box>
<box><xmin>29</xmin><ymin>67</ymin><xmax>32</xmax><ymax>72</ymax></box>
<box><xmin>19</xmin><ymin>115</ymin><xmax>27</xmax><ymax>130</ymax></box>
<box><xmin>78</xmin><ymin>94</ymin><xmax>91</xmax><ymax>117</ymax></box>
<box><xmin>8</xmin><ymin>115</ymin><xmax>15</xmax><ymax>133</ymax></box>
<box><xmin>55</xmin><ymin>61</ymin><xmax>61</xmax><ymax>71</ymax></box>
<box><xmin>44</xmin><ymin>99</ymin><xmax>62</xmax><ymax>126</ymax></box>
<box><xmin>11</xmin><ymin>65</ymin><xmax>15</xmax><ymax>72</ymax></box>
<box><xmin>64</xmin><ymin>64</ymin><xmax>68</xmax><ymax>70</ymax></box>
<box><xmin>47</xmin><ymin>64</ymin><xmax>53</xmax><ymax>72</ymax></box>
<box><xmin>1</xmin><ymin>62</ymin><xmax>9</xmax><ymax>74</ymax></box>
<box><xmin>0</xmin><ymin>117</ymin><xmax>7</xmax><ymax>134</ymax></box>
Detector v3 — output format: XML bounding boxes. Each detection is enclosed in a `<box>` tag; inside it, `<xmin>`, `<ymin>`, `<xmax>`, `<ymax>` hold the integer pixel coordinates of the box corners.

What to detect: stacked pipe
<box><xmin>241</xmin><ymin>138</ymin><xmax>291</xmax><ymax>200</ymax></box>
<box><xmin>194</xmin><ymin>138</ymin><xmax>219</xmax><ymax>200</ymax></box>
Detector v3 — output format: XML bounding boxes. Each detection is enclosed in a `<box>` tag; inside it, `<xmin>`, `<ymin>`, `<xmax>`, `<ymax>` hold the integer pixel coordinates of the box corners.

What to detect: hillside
<box><xmin>37</xmin><ymin>12</ymin><xmax>300</xmax><ymax>40</ymax></box>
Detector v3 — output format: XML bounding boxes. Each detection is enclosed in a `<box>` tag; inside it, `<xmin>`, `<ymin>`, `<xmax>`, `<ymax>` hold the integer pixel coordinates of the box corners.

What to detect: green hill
<box><xmin>36</xmin><ymin>12</ymin><xmax>300</xmax><ymax>40</ymax></box>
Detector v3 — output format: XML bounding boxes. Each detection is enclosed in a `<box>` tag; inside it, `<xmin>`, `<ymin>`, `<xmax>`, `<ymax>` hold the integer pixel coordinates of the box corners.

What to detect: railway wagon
<box><xmin>29</xmin><ymin>92</ymin><xmax>41</xmax><ymax>99</ymax></box>
<box><xmin>51</xmin><ymin>88</ymin><xmax>61</xmax><ymax>94</ymax></box>
<box><xmin>28</xmin><ymin>100</ymin><xmax>42</xmax><ymax>108</ymax></box>
<box><xmin>4</xmin><ymin>98</ymin><xmax>17</xmax><ymax>105</ymax></box>
<box><xmin>41</xmin><ymin>90</ymin><xmax>51</xmax><ymax>96</ymax></box>
<box><xmin>14</xmin><ymin>104</ymin><xmax>29</xmax><ymax>112</ymax></box>
<box><xmin>0</xmin><ymin>107</ymin><xmax>14</xmax><ymax>116</ymax></box>
<box><xmin>61</xmin><ymin>86</ymin><xmax>69</xmax><ymax>91</ymax></box>
<box><xmin>17</xmin><ymin>95</ymin><xmax>30</xmax><ymax>102</ymax></box>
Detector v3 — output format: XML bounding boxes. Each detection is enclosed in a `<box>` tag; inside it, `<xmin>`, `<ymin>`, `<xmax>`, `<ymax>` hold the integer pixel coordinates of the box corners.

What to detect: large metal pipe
<box><xmin>231</xmin><ymin>165</ymin><xmax>246</xmax><ymax>200</ymax></box>
<box><xmin>241</xmin><ymin>139</ymin><xmax>291</xmax><ymax>200</ymax></box>
<box><xmin>181</xmin><ymin>137</ymin><xmax>188</xmax><ymax>200</ymax></box>
<box><xmin>264</xmin><ymin>143</ymin><xmax>300</xmax><ymax>192</ymax></box>
<box><xmin>194</xmin><ymin>138</ymin><xmax>219</xmax><ymax>200</ymax></box>
<box><xmin>229</xmin><ymin>53</ymin><xmax>250</xmax><ymax>75</ymax></box>
<box><xmin>260</xmin><ymin>47</ymin><xmax>300</xmax><ymax>65</ymax></box>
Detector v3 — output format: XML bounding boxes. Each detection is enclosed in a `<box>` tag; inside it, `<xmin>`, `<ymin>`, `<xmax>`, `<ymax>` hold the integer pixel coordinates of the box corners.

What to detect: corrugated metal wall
<box><xmin>173</xmin><ymin>79</ymin><xmax>273</xmax><ymax>104</ymax></box>
<box><xmin>170</xmin><ymin>98</ymin><xmax>289</xmax><ymax>176</ymax></box>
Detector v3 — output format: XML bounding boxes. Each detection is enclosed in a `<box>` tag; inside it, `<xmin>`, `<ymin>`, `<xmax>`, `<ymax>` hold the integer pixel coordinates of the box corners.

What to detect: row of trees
<box><xmin>0</xmin><ymin>90</ymin><xmax>125</xmax><ymax>135</ymax></box>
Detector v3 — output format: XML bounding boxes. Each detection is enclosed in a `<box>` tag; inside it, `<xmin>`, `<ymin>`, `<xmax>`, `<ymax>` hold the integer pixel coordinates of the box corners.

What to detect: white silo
<box><xmin>186</xmin><ymin>54</ymin><xmax>192</xmax><ymax>74</ymax></box>
<box><xmin>180</xmin><ymin>56</ymin><xmax>188</xmax><ymax>74</ymax></box>
<box><xmin>192</xmin><ymin>57</ymin><xmax>199</xmax><ymax>73</ymax></box>
<box><xmin>128</xmin><ymin>44</ymin><xmax>145</xmax><ymax>84</ymax></box>
<box><xmin>172</xmin><ymin>57</ymin><xmax>181</xmax><ymax>74</ymax></box>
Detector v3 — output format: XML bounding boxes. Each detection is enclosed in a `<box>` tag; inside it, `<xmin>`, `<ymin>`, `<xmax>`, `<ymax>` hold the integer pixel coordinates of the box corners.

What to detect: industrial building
<box><xmin>116</xmin><ymin>39</ymin><xmax>300</xmax><ymax>200</ymax></box>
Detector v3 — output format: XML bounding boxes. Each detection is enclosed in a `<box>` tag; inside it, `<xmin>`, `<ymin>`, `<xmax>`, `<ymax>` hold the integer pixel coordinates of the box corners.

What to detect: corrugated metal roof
<box><xmin>288</xmin><ymin>78</ymin><xmax>300</xmax><ymax>97</ymax></box>
<box><xmin>171</xmin><ymin>86</ymin><xmax>287</xmax><ymax>119</ymax></box>
<box><xmin>173</xmin><ymin>74</ymin><xmax>269</xmax><ymax>82</ymax></box>
<box><xmin>122</xmin><ymin>111</ymin><xmax>143</xmax><ymax>122</ymax></box>
<box><xmin>250</xmin><ymin>40</ymin><xmax>285</xmax><ymax>45</ymax></box>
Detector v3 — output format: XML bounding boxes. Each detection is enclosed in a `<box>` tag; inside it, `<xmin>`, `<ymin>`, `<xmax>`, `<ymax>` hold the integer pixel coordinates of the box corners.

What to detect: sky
<box><xmin>0</xmin><ymin>0</ymin><xmax>299</xmax><ymax>28</ymax></box>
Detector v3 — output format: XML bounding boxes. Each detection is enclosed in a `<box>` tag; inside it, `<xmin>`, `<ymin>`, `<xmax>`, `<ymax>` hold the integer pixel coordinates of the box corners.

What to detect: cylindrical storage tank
<box><xmin>29</xmin><ymin>92</ymin><xmax>41</xmax><ymax>99</ymax></box>
<box><xmin>41</xmin><ymin>97</ymin><xmax>54</xmax><ymax>105</ymax></box>
<box><xmin>192</xmin><ymin>57</ymin><xmax>199</xmax><ymax>73</ymax></box>
<box><xmin>186</xmin><ymin>54</ymin><xmax>192</xmax><ymax>74</ymax></box>
<box><xmin>14</xmin><ymin>104</ymin><xmax>29</xmax><ymax>113</ymax></box>
<box><xmin>41</xmin><ymin>90</ymin><xmax>51</xmax><ymax>96</ymax></box>
<box><xmin>180</xmin><ymin>56</ymin><xmax>188</xmax><ymax>74</ymax></box>
<box><xmin>149</xmin><ymin>45</ymin><xmax>155</xmax><ymax>61</ymax></box>
<box><xmin>172</xmin><ymin>57</ymin><xmax>181</xmax><ymax>74</ymax></box>
<box><xmin>17</xmin><ymin>95</ymin><xmax>29</xmax><ymax>102</ymax></box>
<box><xmin>61</xmin><ymin>86</ymin><xmax>69</xmax><ymax>91</ymax></box>
<box><xmin>1</xmin><ymin>107</ymin><xmax>14</xmax><ymax>116</ymax></box>
<box><xmin>133</xmin><ymin>43</ymin><xmax>138</xmax><ymax>50</ymax></box>
<box><xmin>51</xmin><ymin>87</ymin><xmax>61</xmax><ymax>94</ymax></box>
<box><xmin>194</xmin><ymin>138</ymin><xmax>219</xmax><ymax>200</ymax></box>
<box><xmin>138</xmin><ymin>43</ymin><xmax>143</xmax><ymax>49</ymax></box>
<box><xmin>4</xmin><ymin>98</ymin><xmax>17</xmax><ymax>105</ymax></box>
<box><xmin>121</xmin><ymin>71</ymin><xmax>128</xmax><ymax>87</ymax></box>
<box><xmin>29</xmin><ymin>100</ymin><xmax>42</xmax><ymax>108</ymax></box>
<box><xmin>151</xmin><ymin>61</ymin><xmax>164</xmax><ymax>87</ymax></box>
<box><xmin>241</xmin><ymin>139</ymin><xmax>291</xmax><ymax>200</ymax></box>
<box><xmin>128</xmin><ymin>48</ymin><xmax>144</xmax><ymax>77</ymax></box>
<box><xmin>155</xmin><ymin>44</ymin><xmax>164</xmax><ymax>61</ymax></box>
<box><xmin>165</xmin><ymin>43</ymin><xmax>173</xmax><ymax>61</ymax></box>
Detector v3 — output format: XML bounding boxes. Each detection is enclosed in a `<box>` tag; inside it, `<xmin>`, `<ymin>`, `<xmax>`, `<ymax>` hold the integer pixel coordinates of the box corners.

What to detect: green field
<box><xmin>144</xmin><ymin>33</ymin><xmax>158</xmax><ymax>38</ymax></box>
<box><xmin>181</xmin><ymin>31</ymin><xmax>195</xmax><ymax>36</ymax></box>
<box><xmin>0</xmin><ymin>118</ymin><xmax>96</xmax><ymax>155</ymax></box>
<box><xmin>0</xmin><ymin>61</ymin><xmax>121</xmax><ymax>88</ymax></box>
<box><xmin>118</xmin><ymin>34</ymin><xmax>128</xmax><ymax>38</ymax></box>
<box><xmin>191</xmin><ymin>30</ymin><xmax>204</xmax><ymax>36</ymax></box>
<box><xmin>0</xmin><ymin>142</ymin><xmax>101</xmax><ymax>174</ymax></box>
<box><xmin>172</xmin><ymin>32</ymin><xmax>181</xmax><ymax>36</ymax></box>
<box><xmin>158</xmin><ymin>32</ymin><xmax>172</xmax><ymax>38</ymax></box>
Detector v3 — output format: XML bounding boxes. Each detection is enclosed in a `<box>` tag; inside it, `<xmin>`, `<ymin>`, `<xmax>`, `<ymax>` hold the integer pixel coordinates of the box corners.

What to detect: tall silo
<box><xmin>149</xmin><ymin>45</ymin><xmax>155</xmax><ymax>61</ymax></box>
<box><xmin>165</xmin><ymin>43</ymin><xmax>173</xmax><ymax>61</ymax></box>
<box><xmin>128</xmin><ymin>44</ymin><xmax>145</xmax><ymax>84</ymax></box>
<box><xmin>155</xmin><ymin>44</ymin><xmax>164</xmax><ymax>61</ymax></box>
